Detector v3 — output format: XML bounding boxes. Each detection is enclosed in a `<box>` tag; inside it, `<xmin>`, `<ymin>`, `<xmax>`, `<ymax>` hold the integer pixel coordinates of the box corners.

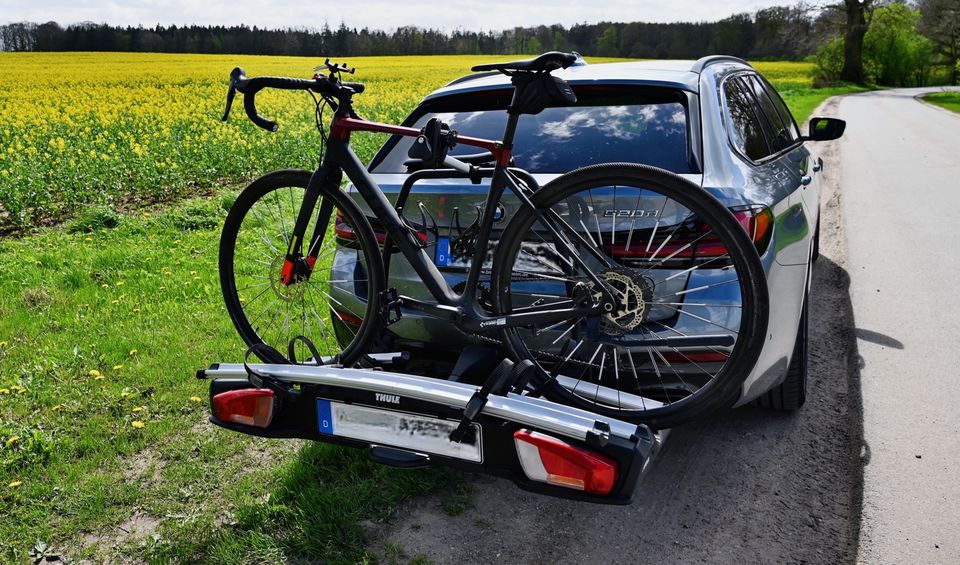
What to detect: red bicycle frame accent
<box><xmin>331</xmin><ymin>117</ymin><xmax>513</xmax><ymax>166</ymax></box>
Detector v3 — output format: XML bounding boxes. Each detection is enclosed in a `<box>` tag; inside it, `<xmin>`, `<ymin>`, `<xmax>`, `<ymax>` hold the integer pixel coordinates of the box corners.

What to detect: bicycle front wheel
<box><xmin>491</xmin><ymin>163</ymin><xmax>768</xmax><ymax>428</ymax></box>
<box><xmin>220</xmin><ymin>169</ymin><xmax>384</xmax><ymax>365</ymax></box>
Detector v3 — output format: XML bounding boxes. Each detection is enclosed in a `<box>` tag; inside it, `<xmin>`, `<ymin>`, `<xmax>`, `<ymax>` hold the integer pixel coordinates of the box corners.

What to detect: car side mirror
<box><xmin>802</xmin><ymin>117</ymin><xmax>846</xmax><ymax>142</ymax></box>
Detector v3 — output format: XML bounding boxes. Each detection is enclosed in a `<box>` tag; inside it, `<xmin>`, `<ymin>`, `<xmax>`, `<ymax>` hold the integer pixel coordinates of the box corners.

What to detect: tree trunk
<box><xmin>840</xmin><ymin>0</ymin><xmax>871</xmax><ymax>83</ymax></box>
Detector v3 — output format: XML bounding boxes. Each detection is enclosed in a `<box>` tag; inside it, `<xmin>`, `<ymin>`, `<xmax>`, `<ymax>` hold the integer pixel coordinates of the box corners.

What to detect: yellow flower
<box><xmin>0</xmin><ymin>388</ymin><xmax>8</xmax><ymax>395</ymax></box>
<box><xmin>6</xmin><ymin>435</ymin><xmax>20</xmax><ymax>447</ymax></box>
<box><xmin>131</xmin><ymin>421</ymin><xmax>145</xmax><ymax>429</ymax></box>
<box><xmin>52</xmin><ymin>404</ymin><xmax>62</xmax><ymax>411</ymax></box>
<box><xmin>0</xmin><ymin>341</ymin><xmax>7</xmax><ymax>348</ymax></box>
<box><xmin>116</xmin><ymin>281</ymin><xmax>125</xmax><ymax>287</ymax></box>
<box><xmin>101</xmin><ymin>283</ymin><xmax>110</xmax><ymax>289</ymax></box>
<box><xmin>94</xmin><ymin>375</ymin><xmax>105</xmax><ymax>381</ymax></box>
<box><xmin>189</xmin><ymin>396</ymin><xmax>202</xmax><ymax>403</ymax></box>
<box><xmin>85</xmin><ymin>237</ymin><xmax>93</xmax><ymax>242</ymax></box>
<box><xmin>8</xmin><ymin>481</ymin><xmax>23</xmax><ymax>489</ymax></box>
<box><xmin>88</xmin><ymin>369</ymin><xmax>102</xmax><ymax>378</ymax></box>
<box><xmin>129</xmin><ymin>349</ymin><xmax>138</xmax><ymax>356</ymax></box>
<box><xmin>132</xmin><ymin>406</ymin><xmax>144</xmax><ymax>413</ymax></box>
<box><xmin>113</xmin><ymin>364</ymin><xmax>123</xmax><ymax>370</ymax></box>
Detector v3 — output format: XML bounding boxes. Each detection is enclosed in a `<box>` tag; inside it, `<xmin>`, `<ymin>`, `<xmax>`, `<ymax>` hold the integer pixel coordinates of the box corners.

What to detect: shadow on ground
<box><xmin>367</xmin><ymin>253</ymin><xmax>864</xmax><ymax>564</ymax></box>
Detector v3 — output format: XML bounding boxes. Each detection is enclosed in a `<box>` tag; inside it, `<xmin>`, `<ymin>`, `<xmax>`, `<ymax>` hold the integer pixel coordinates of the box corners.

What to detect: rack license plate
<box><xmin>316</xmin><ymin>399</ymin><xmax>482</xmax><ymax>462</ymax></box>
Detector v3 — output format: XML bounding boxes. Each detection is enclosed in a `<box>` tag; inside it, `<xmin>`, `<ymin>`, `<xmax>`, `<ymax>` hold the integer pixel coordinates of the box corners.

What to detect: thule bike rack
<box><xmin>197</xmin><ymin>350</ymin><xmax>667</xmax><ymax>505</ymax></box>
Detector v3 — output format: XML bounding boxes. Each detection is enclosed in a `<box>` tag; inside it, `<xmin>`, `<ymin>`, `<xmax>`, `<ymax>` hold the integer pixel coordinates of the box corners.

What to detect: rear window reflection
<box><xmin>372</xmin><ymin>88</ymin><xmax>693</xmax><ymax>174</ymax></box>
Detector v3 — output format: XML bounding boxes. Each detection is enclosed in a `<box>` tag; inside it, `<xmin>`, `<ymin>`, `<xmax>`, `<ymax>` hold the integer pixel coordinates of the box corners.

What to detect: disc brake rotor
<box><xmin>593</xmin><ymin>268</ymin><xmax>654</xmax><ymax>337</ymax></box>
<box><xmin>270</xmin><ymin>255</ymin><xmax>307</xmax><ymax>302</ymax></box>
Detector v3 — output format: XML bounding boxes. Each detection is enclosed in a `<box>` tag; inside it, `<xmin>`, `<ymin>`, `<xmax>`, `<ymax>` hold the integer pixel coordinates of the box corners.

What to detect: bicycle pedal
<box><xmin>379</xmin><ymin>288</ymin><xmax>403</xmax><ymax>325</ymax></box>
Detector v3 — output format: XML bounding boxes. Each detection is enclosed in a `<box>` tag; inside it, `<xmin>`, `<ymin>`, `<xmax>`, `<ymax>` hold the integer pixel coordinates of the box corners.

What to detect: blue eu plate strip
<box><xmin>316</xmin><ymin>399</ymin><xmax>335</xmax><ymax>435</ymax></box>
<box><xmin>435</xmin><ymin>237</ymin><xmax>450</xmax><ymax>267</ymax></box>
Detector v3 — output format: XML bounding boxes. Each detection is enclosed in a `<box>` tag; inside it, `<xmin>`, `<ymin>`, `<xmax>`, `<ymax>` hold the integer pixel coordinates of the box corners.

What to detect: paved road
<box><xmin>367</xmin><ymin>98</ymin><xmax>863</xmax><ymax>564</ymax></box>
<box><xmin>840</xmin><ymin>87</ymin><xmax>960</xmax><ymax>564</ymax></box>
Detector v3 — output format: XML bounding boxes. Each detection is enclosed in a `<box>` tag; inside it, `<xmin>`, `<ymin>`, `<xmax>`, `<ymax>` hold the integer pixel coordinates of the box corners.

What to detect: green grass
<box><xmin>777</xmin><ymin>84</ymin><xmax>872</xmax><ymax>125</ymax></box>
<box><xmin>0</xmin><ymin>195</ymin><xmax>458</xmax><ymax>563</ymax></box>
<box><xmin>923</xmin><ymin>91</ymin><xmax>960</xmax><ymax>114</ymax></box>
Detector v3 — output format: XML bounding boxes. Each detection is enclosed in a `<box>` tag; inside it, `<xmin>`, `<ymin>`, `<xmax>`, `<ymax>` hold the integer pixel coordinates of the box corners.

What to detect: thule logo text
<box><xmin>375</xmin><ymin>393</ymin><xmax>401</xmax><ymax>404</ymax></box>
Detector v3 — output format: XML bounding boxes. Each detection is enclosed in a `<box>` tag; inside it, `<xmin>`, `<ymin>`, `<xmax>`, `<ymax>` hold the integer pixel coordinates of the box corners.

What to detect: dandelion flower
<box><xmin>0</xmin><ymin>341</ymin><xmax>7</xmax><ymax>348</ymax></box>
<box><xmin>132</xmin><ymin>406</ymin><xmax>144</xmax><ymax>413</ymax></box>
<box><xmin>88</xmin><ymin>369</ymin><xmax>101</xmax><ymax>378</ymax></box>
<box><xmin>129</xmin><ymin>349</ymin><xmax>138</xmax><ymax>356</ymax></box>
<box><xmin>8</xmin><ymin>481</ymin><xmax>22</xmax><ymax>489</ymax></box>
<box><xmin>52</xmin><ymin>404</ymin><xmax>62</xmax><ymax>411</ymax></box>
<box><xmin>0</xmin><ymin>388</ymin><xmax>8</xmax><ymax>395</ymax></box>
<box><xmin>189</xmin><ymin>396</ymin><xmax>202</xmax><ymax>403</ymax></box>
<box><xmin>113</xmin><ymin>364</ymin><xmax>123</xmax><ymax>370</ymax></box>
<box><xmin>5</xmin><ymin>435</ymin><xmax>20</xmax><ymax>447</ymax></box>
<box><xmin>101</xmin><ymin>283</ymin><xmax>110</xmax><ymax>289</ymax></box>
<box><xmin>131</xmin><ymin>421</ymin><xmax>145</xmax><ymax>429</ymax></box>
<box><xmin>116</xmin><ymin>281</ymin><xmax>125</xmax><ymax>287</ymax></box>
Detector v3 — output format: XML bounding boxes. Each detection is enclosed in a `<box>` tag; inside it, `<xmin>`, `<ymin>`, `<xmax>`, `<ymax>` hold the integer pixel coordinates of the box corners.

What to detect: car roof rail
<box><xmin>691</xmin><ymin>55</ymin><xmax>752</xmax><ymax>74</ymax></box>
<box><xmin>445</xmin><ymin>70</ymin><xmax>501</xmax><ymax>87</ymax></box>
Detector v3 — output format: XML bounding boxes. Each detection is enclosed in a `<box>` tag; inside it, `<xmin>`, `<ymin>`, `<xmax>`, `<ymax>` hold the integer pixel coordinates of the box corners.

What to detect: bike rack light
<box><xmin>212</xmin><ymin>388</ymin><xmax>276</xmax><ymax>428</ymax></box>
<box><xmin>514</xmin><ymin>429</ymin><xmax>618</xmax><ymax>495</ymax></box>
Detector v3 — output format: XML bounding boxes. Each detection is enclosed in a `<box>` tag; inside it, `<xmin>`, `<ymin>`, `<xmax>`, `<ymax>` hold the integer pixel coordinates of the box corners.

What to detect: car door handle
<box><xmin>800</xmin><ymin>175</ymin><xmax>813</xmax><ymax>187</ymax></box>
<box><xmin>812</xmin><ymin>162</ymin><xmax>822</xmax><ymax>172</ymax></box>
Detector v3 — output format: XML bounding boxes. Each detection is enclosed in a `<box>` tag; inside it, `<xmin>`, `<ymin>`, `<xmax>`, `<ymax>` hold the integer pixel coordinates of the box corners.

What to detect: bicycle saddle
<box><xmin>472</xmin><ymin>51</ymin><xmax>578</xmax><ymax>73</ymax></box>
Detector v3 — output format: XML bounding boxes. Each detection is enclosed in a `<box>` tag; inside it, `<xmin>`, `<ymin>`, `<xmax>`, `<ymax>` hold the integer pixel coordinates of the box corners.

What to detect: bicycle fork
<box><xmin>277</xmin><ymin>166</ymin><xmax>341</xmax><ymax>286</ymax></box>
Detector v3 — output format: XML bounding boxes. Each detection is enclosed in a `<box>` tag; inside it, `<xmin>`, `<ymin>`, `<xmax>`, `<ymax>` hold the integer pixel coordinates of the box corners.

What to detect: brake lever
<box><xmin>222</xmin><ymin>67</ymin><xmax>245</xmax><ymax>122</ymax></box>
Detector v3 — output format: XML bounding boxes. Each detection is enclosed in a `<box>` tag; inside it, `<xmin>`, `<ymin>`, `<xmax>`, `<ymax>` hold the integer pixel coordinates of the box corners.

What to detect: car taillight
<box><xmin>212</xmin><ymin>389</ymin><xmax>276</xmax><ymax>428</ymax></box>
<box><xmin>661</xmin><ymin>351</ymin><xmax>729</xmax><ymax>364</ymax></box>
<box><xmin>607</xmin><ymin>206</ymin><xmax>772</xmax><ymax>260</ymax></box>
<box><xmin>335</xmin><ymin>211</ymin><xmax>426</xmax><ymax>246</ymax></box>
<box><xmin>332</xmin><ymin>309</ymin><xmax>363</xmax><ymax>325</ymax></box>
<box><xmin>513</xmin><ymin>430</ymin><xmax>618</xmax><ymax>495</ymax></box>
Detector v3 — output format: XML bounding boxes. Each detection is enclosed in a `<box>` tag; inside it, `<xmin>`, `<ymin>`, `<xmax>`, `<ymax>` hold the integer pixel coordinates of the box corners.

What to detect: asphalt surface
<box><xmin>367</xmin><ymin>97</ymin><xmax>865</xmax><ymax>564</ymax></box>
<box><xmin>840</xmin><ymin>87</ymin><xmax>960</xmax><ymax>564</ymax></box>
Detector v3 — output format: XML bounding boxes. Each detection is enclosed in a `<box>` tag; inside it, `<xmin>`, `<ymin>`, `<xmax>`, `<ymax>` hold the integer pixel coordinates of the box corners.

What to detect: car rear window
<box><xmin>370</xmin><ymin>86</ymin><xmax>695</xmax><ymax>174</ymax></box>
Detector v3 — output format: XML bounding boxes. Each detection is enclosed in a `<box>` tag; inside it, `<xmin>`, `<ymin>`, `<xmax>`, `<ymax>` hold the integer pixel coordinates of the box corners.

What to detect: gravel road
<box><xmin>368</xmin><ymin>97</ymin><xmax>865</xmax><ymax>564</ymax></box>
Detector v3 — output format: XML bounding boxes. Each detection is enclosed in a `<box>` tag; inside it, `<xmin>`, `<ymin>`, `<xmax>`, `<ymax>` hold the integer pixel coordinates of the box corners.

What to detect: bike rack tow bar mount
<box><xmin>198</xmin><ymin>356</ymin><xmax>668</xmax><ymax>505</ymax></box>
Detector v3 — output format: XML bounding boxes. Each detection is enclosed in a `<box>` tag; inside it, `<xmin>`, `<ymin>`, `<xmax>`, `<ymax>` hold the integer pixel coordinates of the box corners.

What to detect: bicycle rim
<box><xmin>492</xmin><ymin>164</ymin><xmax>768</xmax><ymax>428</ymax></box>
<box><xmin>220</xmin><ymin>170</ymin><xmax>383</xmax><ymax>365</ymax></box>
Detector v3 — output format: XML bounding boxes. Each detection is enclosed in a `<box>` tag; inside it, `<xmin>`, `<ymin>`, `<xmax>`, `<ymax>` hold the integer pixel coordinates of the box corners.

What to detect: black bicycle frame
<box><xmin>281</xmin><ymin>96</ymin><xmax>614</xmax><ymax>333</ymax></box>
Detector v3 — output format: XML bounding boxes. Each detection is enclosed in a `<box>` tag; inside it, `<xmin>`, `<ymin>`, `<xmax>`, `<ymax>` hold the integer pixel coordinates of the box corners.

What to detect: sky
<box><xmin>1</xmin><ymin>0</ymin><xmax>799</xmax><ymax>31</ymax></box>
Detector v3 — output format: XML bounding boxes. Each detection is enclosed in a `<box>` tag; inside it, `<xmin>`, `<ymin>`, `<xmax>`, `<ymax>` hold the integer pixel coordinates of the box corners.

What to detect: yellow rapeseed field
<box><xmin>0</xmin><ymin>52</ymin><xmax>512</xmax><ymax>228</ymax></box>
<box><xmin>0</xmin><ymin>52</ymin><xmax>813</xmax><ymax>230</ymax></box>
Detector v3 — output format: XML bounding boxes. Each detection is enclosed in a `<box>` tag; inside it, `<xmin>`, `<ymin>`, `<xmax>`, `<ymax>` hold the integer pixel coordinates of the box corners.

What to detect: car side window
<box><xmin>743</xmin><ymin>75</ymin><xmax>797</xmax><ymax>153</ymax></box>
<box><xmin>757</xmin><ymin>76</ymin><xmax>801</xmax><ymax>144</ymax></box>
<box><xmin>723</xmin><ymin>78</ymin><xmax>771</xmax><ymax>162</ymax></box>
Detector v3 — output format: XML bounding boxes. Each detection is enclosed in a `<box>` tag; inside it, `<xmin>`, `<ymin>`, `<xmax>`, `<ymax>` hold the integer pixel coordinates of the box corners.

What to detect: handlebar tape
<box><xmin>229</xmin><ymin>72</ymin><xmax>365</xmax><ymax>132</ymax></box>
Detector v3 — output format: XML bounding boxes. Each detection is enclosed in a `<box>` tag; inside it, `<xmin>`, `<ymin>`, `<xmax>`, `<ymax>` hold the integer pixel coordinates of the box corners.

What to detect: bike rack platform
<box><xmin>198</xmin><ymin>358</ymin><xmax>668</xmax><ymax>505</ymax></box>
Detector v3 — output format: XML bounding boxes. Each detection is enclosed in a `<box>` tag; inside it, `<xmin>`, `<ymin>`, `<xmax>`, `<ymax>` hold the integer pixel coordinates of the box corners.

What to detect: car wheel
<box><xmin>754</xmin><ymin>289</ymin><xmax>808</xmax><ymax>411</ymax></box>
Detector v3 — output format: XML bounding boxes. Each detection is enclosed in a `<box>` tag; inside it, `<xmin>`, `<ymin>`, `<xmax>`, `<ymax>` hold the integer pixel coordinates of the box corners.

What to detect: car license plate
<box><xmin>316</xmin><ymin>398</ymin><xmax>482</xmax><ymax>463</ymax></box>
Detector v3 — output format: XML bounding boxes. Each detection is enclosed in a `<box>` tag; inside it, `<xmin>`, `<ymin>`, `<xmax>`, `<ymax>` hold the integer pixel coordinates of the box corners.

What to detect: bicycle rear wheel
<box><xmin>220</xmin><ymin>169</ymin><xmax>384</xmax><ymax>365</ymax></box>
<box><xmin>491</xmin><ymin>163</ymin><xmax>768</xmax><ymax>428</ymax></box>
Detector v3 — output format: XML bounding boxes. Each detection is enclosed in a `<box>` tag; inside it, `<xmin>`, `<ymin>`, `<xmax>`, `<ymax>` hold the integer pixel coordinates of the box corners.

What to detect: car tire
<box><xmin>755</xmin><ymin>290</ymin><xmax>808</xmax><ymax>411</ymax></box>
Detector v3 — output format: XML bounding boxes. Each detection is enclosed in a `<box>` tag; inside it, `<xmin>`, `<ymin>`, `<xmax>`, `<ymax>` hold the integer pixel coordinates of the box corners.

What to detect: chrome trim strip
<box><xmin>204</xmin><ymin>363</ymin><xmax>643</xmax><ymax>442</ymax></box>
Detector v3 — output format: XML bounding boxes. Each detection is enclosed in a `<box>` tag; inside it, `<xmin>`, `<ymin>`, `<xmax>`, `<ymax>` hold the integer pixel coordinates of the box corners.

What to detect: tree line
<box><xmin>0</xmin><ymin>5</ymin><xmax>827</xmax><ymax>60</ymax></box>
<box><xmin>2</xmin><ymin>1</ymin><xmax>958</xmax><ymax>85</ymax></box>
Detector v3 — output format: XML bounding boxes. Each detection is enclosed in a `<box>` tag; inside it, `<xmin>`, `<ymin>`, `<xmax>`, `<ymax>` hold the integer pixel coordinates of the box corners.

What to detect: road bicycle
<box><xmin>219</xmin><ymin>52</ymin><xmax>768</xmax><ymax>428</ymax></box>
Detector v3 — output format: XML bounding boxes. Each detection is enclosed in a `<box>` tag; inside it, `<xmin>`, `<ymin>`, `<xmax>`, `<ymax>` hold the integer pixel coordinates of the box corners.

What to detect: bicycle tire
<box><xmin>220</xmin><ymin>169</ymin><xmax>384</xmax><ymax>365</ymax></box>
<box><xmin>491</xmin><ymin>163</ymin><xmax>768</xmax><ymax>429</ymax></box>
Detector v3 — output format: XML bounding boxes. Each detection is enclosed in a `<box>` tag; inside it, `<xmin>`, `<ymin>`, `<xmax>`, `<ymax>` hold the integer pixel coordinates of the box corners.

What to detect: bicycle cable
<box><xmin>308</xmin><ymin>89</ymin><xmax>331</xmax><ymax>166</ymax></box>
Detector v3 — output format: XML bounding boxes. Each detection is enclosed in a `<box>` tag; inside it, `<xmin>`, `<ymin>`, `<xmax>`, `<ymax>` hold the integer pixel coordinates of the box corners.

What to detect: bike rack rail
<box><xmin>198</xmin><ymin>357</ymin><xmax>668</xmax><ymax>504</ymax></box>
